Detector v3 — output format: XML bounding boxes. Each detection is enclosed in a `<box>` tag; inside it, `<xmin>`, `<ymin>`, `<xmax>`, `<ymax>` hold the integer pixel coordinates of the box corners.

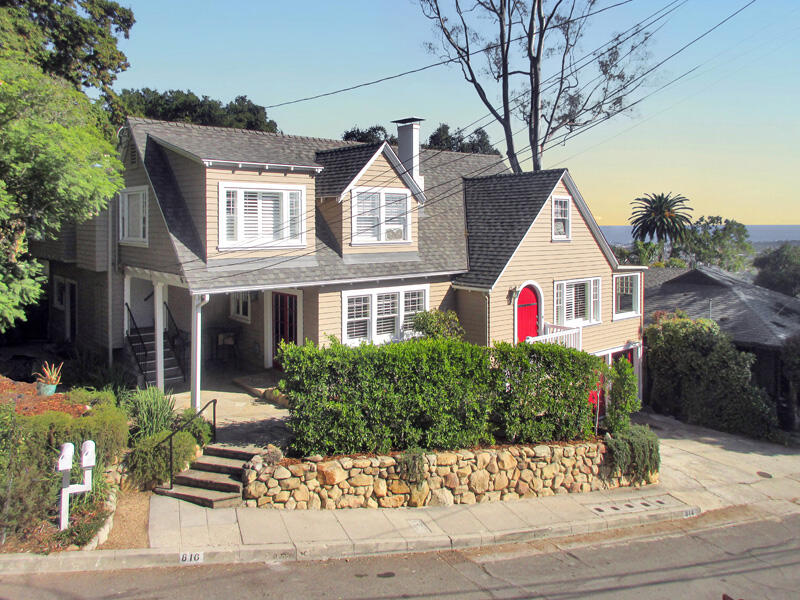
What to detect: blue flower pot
<box><xmin>37</xmin><ymin>382</ymin><xmax>57</xmax><ymax>396</ymax></box>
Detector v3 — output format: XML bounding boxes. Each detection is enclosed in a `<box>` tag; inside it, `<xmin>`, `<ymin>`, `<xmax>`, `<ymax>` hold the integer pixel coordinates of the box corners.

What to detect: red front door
<box><xmin>273</xmin><ymin>292</ymin><xmax>298</xmax><ymax>368</ymax></box>
<box><xmin>517</xmin><ymin>285</ymin><xmax>539</xmax><ymax>343</ymax></box>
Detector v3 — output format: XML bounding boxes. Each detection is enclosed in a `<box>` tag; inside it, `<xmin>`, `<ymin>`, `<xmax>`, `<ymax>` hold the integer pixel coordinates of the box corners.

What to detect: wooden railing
<box><xmin>525</xmin><ymin>323</ymin><xmax>582</xmax><ymax>350</ymax></box>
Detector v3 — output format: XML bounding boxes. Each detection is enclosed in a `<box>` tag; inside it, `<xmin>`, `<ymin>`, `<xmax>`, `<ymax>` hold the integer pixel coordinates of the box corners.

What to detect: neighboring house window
<box><xmin>53</xmin><ymin>276</ymin><xmax>66</xmax><ymax>310</ymax></box>
<box><xmin>219</xmin><ymin>183</ymin><xmax>305</xmax><ymax>248</ymax></box>
<box><xmin>230</xmin><ymin>292</ymin><xmax>251</xmax><ymax>323</ymax></box>
<box><xmin>351</xmin><ymin>188</ymin><xmax>410</xmax><ymax>244</ymax></box>
<box><xmin>555</xmin><ymin>278</ymin><xmax>601</xmax><ymax>326</ymax></box>
<box><xmin>552</xmin><ymin>195</ymin><xmax>571</xmax><ymax>240</ymax></box>
<box><xmin>613</xmin><ymin>273</ymin><xmax>641</xmax><ymax>319</ymax></box>
<box><xmin>119</xmin><ymin>186</ymin><xmax>148</xmax><ymax>245</ymax></box>
<box><xmin>342</xmin><ymin>285</ymin><xmax>428</xmax><ymax>344</ymax></box>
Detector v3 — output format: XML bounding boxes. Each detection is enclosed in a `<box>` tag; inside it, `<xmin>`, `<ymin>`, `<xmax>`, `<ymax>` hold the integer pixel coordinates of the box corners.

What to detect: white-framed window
<box><xmin>552</xmin><ymin>195</ymin><xmax>571</xmax><ymax>240</ymax></box>
<box><xmin>218</xmin><ymin>182</ymin><xmax>305</xmax><ymax>249</ymax></box>
<box><xmin>351</xmin><ymin>187</ymin><xmax>411</xmax><ymax>244</ymax></box>
<box><xmin>119</xmin><ymin>186</ymin><xmax>148</xmax><ymax>246</ymax></box>
<box><xmin>342</xmin><ymin>284</ymin><xmax>429</xmax><ymax>344</ymax></box>
<box><xmin>555</xmin><ymin>277</ymin><xmax>601</xmax><ymax>326</ymax></box>
<box><xmin>230</xmin><ymin>292</ymin><xmax>251</xmax><ymax>323</ymax></box>
<box><xmin>53</xmin><ymin>276</ymin><xmax>66</xmax><ymax>310</ymax></box>
<box><xmin>613</xmin><ymin>273</ymin><xmax>641</xmax><ymax>319</ymax></box>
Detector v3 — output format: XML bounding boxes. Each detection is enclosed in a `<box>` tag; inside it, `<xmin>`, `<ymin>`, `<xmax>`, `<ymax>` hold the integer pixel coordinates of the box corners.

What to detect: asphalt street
<box><xmin>2</xmin><ymin>512</ymin><xmax>798</xmax><ymax>600</ymax></box>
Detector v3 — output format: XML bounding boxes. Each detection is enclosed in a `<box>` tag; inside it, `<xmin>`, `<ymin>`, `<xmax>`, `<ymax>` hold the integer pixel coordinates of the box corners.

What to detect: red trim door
<box><xmin>517</xmin><ymin>285</ymin><xmax>539</xmax><ymax>342</ymax></box>
<box><xmin>273</xmin><ymin>292</ymin><xmax>298</xmax><ymax>368</ymax></box>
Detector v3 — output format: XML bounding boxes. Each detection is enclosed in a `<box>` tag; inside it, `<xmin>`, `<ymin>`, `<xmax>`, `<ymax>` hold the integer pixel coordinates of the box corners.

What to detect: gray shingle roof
<box><xmin>126</xmin><ymin>118</ymin><xmax>508</xmax><ymax>292</ymax></box>
<box><xmin>645</xmin><ymin>266</ymin><xmax>800</xmax><ymax>348</ymax></box>
<box><xmin>453</xmin><ymin>169</ymin><xmax>567</xmax><ymax>289</ymax></box>
<box><xmin>315</xmin><ymin>143</ymin><xmax>382</xmax><ymax>197</ymax></box>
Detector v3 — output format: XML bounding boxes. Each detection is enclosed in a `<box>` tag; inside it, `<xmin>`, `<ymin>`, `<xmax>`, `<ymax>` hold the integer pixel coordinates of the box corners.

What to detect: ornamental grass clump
<box><xmin>123</xmin><ymin>386</ymin><xmax>176</xmax><ymax>441</ymax></box>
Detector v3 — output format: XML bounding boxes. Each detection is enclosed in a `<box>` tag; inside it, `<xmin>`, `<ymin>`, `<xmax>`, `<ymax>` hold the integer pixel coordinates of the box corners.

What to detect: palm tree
<box><xmin>629</xmin><ymin>193</ymin><xmax>693</xmax><ymax>260</ymax></box>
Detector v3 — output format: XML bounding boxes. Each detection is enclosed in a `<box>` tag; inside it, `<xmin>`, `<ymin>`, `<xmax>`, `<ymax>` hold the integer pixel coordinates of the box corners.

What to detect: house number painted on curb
<box><xmin>179</xmin><ymin>552</ymin><xmax>204</xmax><ymax>565</ymax></box>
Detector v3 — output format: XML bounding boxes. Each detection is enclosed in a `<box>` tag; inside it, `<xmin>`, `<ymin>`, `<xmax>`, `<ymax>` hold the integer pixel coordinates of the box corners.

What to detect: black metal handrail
<box><xmin>124</xmin><ymin>302</ymin><xmax>149</xmax><ymax>379</ymax></box>
<box><xmin>157</xmin><ymin>398</ymin><xmax>217</xmax><ymax>490</ymax></box>
<box><xmin>163</xmin><ymin>302</ymin><xmax>187</xmax><ymax>382</ymax></box>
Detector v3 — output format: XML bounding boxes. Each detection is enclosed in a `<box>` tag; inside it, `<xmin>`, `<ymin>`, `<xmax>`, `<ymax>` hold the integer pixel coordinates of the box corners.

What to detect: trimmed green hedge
<box><xmin>127</xmin><ymin>430</ymin><xmax>196</xmax><ymax>488</ymax></box>
<box><xmin>279</xmin><ymin>338</ymin><xmax>610</xmax><ymax>455</ymax></box>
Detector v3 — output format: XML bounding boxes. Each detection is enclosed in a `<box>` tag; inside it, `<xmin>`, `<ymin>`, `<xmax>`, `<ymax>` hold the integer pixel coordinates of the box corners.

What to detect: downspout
<box><xmin>485</xmin><ymin>292</ymin><xmax>490</xmax><ymax>347</ymax></box>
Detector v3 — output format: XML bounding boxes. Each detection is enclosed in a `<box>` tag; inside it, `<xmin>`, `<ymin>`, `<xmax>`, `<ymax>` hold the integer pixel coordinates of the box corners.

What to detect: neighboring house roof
<box><xmin>125</xmin><ymin>118</ymin><xmax>507</xmax><ymax>293</ymax></box>
<box><xmin>643</xmin><ymin>267</ymin><xmax>690</xmax><ymax>290</ymax></box>
<box><xmin>645</xmin><ymin>265</ymin><xmax>800</xmax><ymax>348</ymax></box>
<box><xmin>454</xmin><ymin>169</ymin><xmax>623</xmax><ymax>290</ymax></box>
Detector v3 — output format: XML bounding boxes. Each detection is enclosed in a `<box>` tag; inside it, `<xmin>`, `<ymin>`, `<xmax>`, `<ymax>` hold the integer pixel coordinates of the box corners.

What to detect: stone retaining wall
<box><xmin>242</xmin><ymin>442</ymin><xmax>653</xmax><ymax>510</ymax></box>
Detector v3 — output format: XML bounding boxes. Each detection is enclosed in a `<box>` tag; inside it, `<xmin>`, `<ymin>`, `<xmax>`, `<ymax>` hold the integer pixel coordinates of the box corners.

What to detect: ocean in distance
<box><xmin>599</xmin><ymin>225</ymin><xmax>800</xmax><ymax>247</ymax></box>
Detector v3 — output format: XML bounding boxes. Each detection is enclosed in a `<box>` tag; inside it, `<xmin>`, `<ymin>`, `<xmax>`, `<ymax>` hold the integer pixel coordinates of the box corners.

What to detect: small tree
<box><xmin>411</xmin><ymin>310</ymin><xmax>465</xmax><ymax>340</ymax></box>
<box><xmin>674</xmin><ymin>215</ymin><xmax>753</xmax><ymax>271</ymax></box>
<box><xmin>604</xmin><ymin>357</ymin><xmax>640</xmax><ymax>434</ymax></box>
<box><xmin>341</xmin><ymin>125</ymin><xmax>397</xmax><ymax>145</ymax></box>
<box><xmin>753</xmin><ymin>244</ymin><xmax>800</xmax><ymax>297</ymax></box>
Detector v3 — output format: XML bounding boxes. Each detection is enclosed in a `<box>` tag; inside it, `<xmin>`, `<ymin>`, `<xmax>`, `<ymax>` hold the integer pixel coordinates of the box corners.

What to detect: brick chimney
<box><xmin>392</xmin><ymin>117</ymin><xmax>424</xmax><ymax>191</ymax></box>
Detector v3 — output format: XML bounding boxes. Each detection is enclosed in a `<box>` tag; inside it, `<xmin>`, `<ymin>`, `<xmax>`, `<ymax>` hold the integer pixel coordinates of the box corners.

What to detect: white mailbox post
<box><xmin>56</xmin><ymin>440</ymin><xmax>95</xmax><ymax>531</ymax></box>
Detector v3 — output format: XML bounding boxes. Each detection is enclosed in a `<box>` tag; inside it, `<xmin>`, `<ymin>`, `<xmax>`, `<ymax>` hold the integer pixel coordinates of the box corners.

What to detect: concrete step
<box><xmin>203</xmin><ymin>444</ymin><xmax>265</xmax><ymax>462</ymax></box>
<box><xmin>173</xmin><ymin>469</ymin><xmax>242</xmax><ymax>493</ymax></box>
<box><xmin>192</xmin><ymin>454</ymin><xmax>247</xmax><ymax>476</ymax></box>
<box><xmin>153</xmin><ymin>484</ymin><xmax>241</xmax><ymax>508</ymax></box>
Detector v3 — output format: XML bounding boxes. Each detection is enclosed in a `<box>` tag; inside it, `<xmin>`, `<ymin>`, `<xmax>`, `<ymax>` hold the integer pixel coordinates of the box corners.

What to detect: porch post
<box><xmin>154</xmin><ymin>281</ymin><xmax>165</xmax><ymax>391</ymax></box>
<box><xmin>190</xmin><ymin>294</ymin><xmax>209</xmax><ymax>411</ymax></box>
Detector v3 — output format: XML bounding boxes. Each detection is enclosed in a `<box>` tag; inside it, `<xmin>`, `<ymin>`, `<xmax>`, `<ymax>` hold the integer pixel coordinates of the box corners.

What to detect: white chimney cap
<box><xmin>391</xmin><ymin>117</ymin><xmax>425</xmax><ymax>125</ymax></box>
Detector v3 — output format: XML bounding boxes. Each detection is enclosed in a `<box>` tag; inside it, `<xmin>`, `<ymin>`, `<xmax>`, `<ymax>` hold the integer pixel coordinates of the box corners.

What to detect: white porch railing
<box><xmin>525</xmin><ymin>323</ymin><xmax>582</xmax><ymax>350</ymax></box>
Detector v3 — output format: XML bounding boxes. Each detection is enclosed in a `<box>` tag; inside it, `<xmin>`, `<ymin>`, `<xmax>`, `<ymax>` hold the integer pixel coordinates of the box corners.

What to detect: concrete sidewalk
<box><xmin>2</xmin><ymin>414</ymin><xmax>799</xmax><ymax>575</ymax></box>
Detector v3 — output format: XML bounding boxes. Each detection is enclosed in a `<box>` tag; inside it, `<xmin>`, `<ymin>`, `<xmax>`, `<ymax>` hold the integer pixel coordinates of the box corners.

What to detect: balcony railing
<box><xmin>525</xmin><ymin>322</ymin><xmax>582</xmax><ymax>350</ymax></box>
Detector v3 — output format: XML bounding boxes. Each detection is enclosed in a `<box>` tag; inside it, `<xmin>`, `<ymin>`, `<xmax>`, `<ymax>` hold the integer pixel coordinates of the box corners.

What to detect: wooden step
<box><xmin>153</xmin><ymin>484</ymin><xmax>241</xmax><ymax>508</ymax></box>
<box><xmin>173</xmin><ymin>469</ymin><xmax>242</xmax><ymax>493</ymax></box>
<box><xmin>192</xmin><ymin>454</ymin><xmax>247</xmax><ymax>476</ymax></box>
<box><xmin>203</xmin><ymin>444</ymin><xmax>265</xmax><ymax>462</ymax></box>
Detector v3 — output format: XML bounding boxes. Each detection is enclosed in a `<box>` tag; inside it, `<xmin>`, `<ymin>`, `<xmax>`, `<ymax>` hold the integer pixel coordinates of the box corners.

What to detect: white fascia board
<box><xmin>561</xmin><ymin>170</ymin><xmax>620</xmax><ymax>269</ymax></box>
<box><xmin>339</xmin><ymin>142</ymin><xmax>427</xmax><ymax>204</ymax></box>
<box><xmin>202</xmin><ymin>159</ymin><xmax>322</xmax><ymax>173</ymax></box>
<box><xmin>191</xmin><ymin>270</ymin><xmax>465</xmax><ymax>296</ymax></box>
<box><xmin>616</xmin><ymin>265</ymin><xmax>648</xmax><ymax>271</ymax></box>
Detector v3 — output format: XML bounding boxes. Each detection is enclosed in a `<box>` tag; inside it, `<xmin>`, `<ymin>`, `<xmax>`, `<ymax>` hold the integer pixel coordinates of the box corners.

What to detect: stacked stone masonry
<box><xmin>241</xmin><ymin>442</ymin><xmax>654</xmax><ymax>510</ymax></box>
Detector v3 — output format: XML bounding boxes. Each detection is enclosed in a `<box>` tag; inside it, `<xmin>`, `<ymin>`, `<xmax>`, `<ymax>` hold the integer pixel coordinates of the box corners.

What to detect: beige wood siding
<box><xmin>302</xmin><ymin>287</ymin><xmax>319</xmax><ymax>345</ymax></box>
<box><xmin>488</xmin><ymin>186</ymin><xmax>642</xmax><ymax>354</ymax></box>
<box><xmin>429</xmin><ymin>280</ymin><xmax>455</xmax><ymax>311</ymax></box>
<box><xmin>119</xmin><ymin>164</ymin><xmax>182</xmax><ymax>274</ymax></box>
<box><xmin>317</xmin><ymin>288</ymin><xmax>341</xmax><ymax>345</ymax></box>
<box><xmin>205</xmin><ymin>168</ymin><xmax>316</xmax><ymax>260</ymax></box>
<box><xmin>164</xmin><ymin>149</ymin><xmax>206</xmax><ymax>259</ymax></box>
<box><xmin>456</xmin><ymin>289</ymin><xmax>488</xmax><ymax>346</ymax></box>
<box><xmin>342</xmin><ymin>153</ymin><xmax>418</xmax><ymax>254</ymax></box>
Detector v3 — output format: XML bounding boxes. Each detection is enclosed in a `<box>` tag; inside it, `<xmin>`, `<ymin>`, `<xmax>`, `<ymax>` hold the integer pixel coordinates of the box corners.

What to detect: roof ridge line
<box><xmin>464</xmin><ymin>168</ymin><xmax>566</xmax><ymax>181</ymax></box>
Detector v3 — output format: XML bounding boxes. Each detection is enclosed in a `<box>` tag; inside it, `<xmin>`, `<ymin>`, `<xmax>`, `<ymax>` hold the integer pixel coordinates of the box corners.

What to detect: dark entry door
<box><xmin>517</xmin><ymin>285</ymin><xmax>539</xmax><ymax>342</ymax></box>
<box><xmin>273</xmin><ymin>292</ymin><xmax>298</xmax><ymax>367</ymax></box>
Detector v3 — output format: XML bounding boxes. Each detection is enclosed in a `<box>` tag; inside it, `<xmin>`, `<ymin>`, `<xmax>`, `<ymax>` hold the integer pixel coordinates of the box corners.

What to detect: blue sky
<box><xmin>114</xmin><ymin>0</ymin><xmax>800</xmax><ymax>224</ymax></box>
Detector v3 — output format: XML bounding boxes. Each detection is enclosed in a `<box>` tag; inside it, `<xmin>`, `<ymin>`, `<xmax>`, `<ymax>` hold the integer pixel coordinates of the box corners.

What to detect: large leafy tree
<box><xmin>673</xmin><ymin>215</ymin><xmax>753</xmax><ymax>271</ymax></box>
<box><xmin>118</xmin><ymin>88</ymin><xmax>279</xmax><ymax>132</ymax></box>
<box><xmin>341</xmin><ymin>124</ymin><xmax>397</xmax><ymax>145</ymax></box>
<box><xmin>753</xmin><ymin>244</ymin><xmax>800</xmax><ymax>297</ymax></box>
<box><xmin>0</xmin><ymin>57</ymin><xmax>123</xmax><ymax>331</ymax></box>
<box><xmin>629</xmin><ymin>192</ymin><xmax>692</xmax><ymax>260</ymax></box>
<box><xmin>426</xmin><ymin>123</ymin><xmax>501</xmax><ymax>155</ymax></box>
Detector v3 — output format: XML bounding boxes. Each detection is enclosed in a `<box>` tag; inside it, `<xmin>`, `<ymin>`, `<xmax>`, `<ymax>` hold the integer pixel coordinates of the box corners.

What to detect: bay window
<box><xmin>343</xmin><ymin>285</ymin><xmax>428</xmax><ymax>344</ymax></box>
<box><xmin>555</xmin><ymin>278</ymin><xmax>601</xmax><ymax>326</ymax></box>
<box><xmin>352</xmin><ymin>188</ymin><xmax>410</xmax><ymax>243</ymax></box>
<box><xmin>219</xmin><ymin>183</ymin><xmax>305</xmax><ymax>248</ymax></box>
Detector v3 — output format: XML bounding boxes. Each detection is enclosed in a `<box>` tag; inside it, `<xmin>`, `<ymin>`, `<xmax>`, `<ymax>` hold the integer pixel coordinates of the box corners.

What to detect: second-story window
<box><xmin>219</xmin><ymin>183</ymin><xmax>305</xmax><ymax>248</ymax></box>
<box><xmin>552</xmin><ymin>195</ymin><xmax>571</xmax><ymax>240</ymax></box>
<box><xmin>352</xmin><ymin>188</ymin><xmax>410</xmax><ymax>244</ymax></box>
<box><xmin>120</xmin><ymin>186</ymin><xmax>148</xmax><ymax>246</ymax></box>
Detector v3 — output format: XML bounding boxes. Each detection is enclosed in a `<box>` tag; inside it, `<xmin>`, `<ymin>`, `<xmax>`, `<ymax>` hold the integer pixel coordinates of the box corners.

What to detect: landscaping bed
<box><xmin>0</xmin><ymin>375</ymin><xmax>88</xmax><ymax>417</ymax></box>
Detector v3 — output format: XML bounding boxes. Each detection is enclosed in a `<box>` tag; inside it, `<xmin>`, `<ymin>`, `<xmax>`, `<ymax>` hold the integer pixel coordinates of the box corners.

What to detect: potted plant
<box><xmin>35</xmin><ymin>361</ymin><xmax>63</xmax><ymax>396</ymax></box>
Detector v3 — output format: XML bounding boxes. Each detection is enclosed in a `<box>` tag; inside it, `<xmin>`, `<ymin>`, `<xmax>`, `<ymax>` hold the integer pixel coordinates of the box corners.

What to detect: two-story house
<box><xmin>31</xmin><ymin>116</ymin><xmax>645</xmax><ymax>410</ymax></box>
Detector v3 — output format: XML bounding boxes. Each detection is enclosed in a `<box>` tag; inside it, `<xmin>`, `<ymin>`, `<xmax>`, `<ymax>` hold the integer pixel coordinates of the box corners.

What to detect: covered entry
<box><xmin>516</xmin><ymin>283</ymin><xmax>541</xmax><ymax>342</ymax></box>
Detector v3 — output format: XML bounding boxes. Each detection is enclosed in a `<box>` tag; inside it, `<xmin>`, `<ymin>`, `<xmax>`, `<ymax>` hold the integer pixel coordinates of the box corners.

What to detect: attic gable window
<box><xmin>351</xmin><ymin>187</ymin><xmax>410</xmax><ymax>244</ymax></box>
<box><xmin>219</xmin><ymin>182</ymin><xmax>305</xmax><ymax>249</ymax></box>
<box><xmin>552</xmin><ymin>195</ymin><xmax>571</xmax><ymax>240</ymax></box>
<box><xmin>119</xmin><ymin>186</ymin><xmax>148</xmax><ymax>246</ymax></box>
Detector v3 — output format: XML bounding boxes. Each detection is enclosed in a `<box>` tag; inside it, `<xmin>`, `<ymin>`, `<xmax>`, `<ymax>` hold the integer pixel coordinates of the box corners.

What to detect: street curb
<box><xmin>0</xmin><ymin>504</ymin><xmax>700</xmax><ymax>575</ymax></box>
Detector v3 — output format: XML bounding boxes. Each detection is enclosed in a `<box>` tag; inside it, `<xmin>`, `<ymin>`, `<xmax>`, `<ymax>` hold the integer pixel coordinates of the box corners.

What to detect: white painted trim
<box><xmin>513</xmin><ymin>281</ymin><xmax>544</xmax><ymax>345</ymax></box>
<box><xmin>339</xmin><ymin>143</ymin><xmax>426</xmax><ymax>203</ymax></box>
<box><xmin>592</xmin><ymin>341</ymin><xmax>644</xmax><ymax>399</ymax></box>
<box><xmin>217</xmin><ymin>181</ymin><xmax>307</xmax><ymax>250</ymax></box>
<box><xmin>154</xmin><ymin>282</ymin><xmax>164</xmax><ymax>391</ymax></box>
<box><xmin>266</xmin><ymin>288</ymin><xmax>303</xmax><ymax>366</ymax></box>
<box><xmin>350</xmin><ymin>186</ymin><xmax>412</xmax><ymax>245</ymax></box>
<box><xmin>341</xmin><ymin>283</ymin><xmax>430</xmax><ymax>346</ymax></box>
<box><xmin>123</xmin><ymin>274</ymin><xmax>130</xmax><ymax>336</ymax></box>
<box><xmin>119</xmin><ymin>185</ymin><xmax>149</xmax><ymax>247</ymax></box>
<box><xmin>204</xmin><ymin>159</ymin><xmax>322</xmax><ymax>172</ymax></box>
<box><xmin>190</xmin><ymin>294</ymin><xmax>210</xmax><ymax>411</ymax></box>
<box><xmin>612</xmin><ymin>272</ymin><xmax>642</xmax><ymax>321</ymax></box>
<box><xmin>551</xmin><ymin>195</ymin><xmax>572</xmax><ymax>241</ymax></box>
<box><xmin>191</xmin><ymin>270</ymin><xmax>465</xmax><ymax>296</ymax></box>
<box><xmin>554</xmin><ymin>277</ymin><xmax>602</xmax><ymax>327</ymax></box>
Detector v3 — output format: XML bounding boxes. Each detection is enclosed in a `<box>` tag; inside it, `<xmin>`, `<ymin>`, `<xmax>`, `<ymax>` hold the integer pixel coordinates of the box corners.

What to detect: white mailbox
<box><xmin>81</xmin><ymin>440</ymin><xmax>96</xmax><ymax>469</ymax></box>
<box><xmin>57</xmin><ymin>443</ymin><xmax>74</xmax><ymax>472</ymax></box>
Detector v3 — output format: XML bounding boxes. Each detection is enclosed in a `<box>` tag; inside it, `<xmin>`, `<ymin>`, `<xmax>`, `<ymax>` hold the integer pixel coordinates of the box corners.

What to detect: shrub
<box><xmin>411</xmin><ymin>310</ymin><xmax>465</xmax><ymax>340</ymax></box>
<box><xmin>279</xmin><ymin>338</ymin><xmax>494</xmax><ymax>455</ymax></box>
<box><xmin>126</xmin><ymin>430</ymin><xmax>196</xmax><ymax>488</ymax></box>
<box><xmin>491</xmin><ymin>342</ymin><xmax>603</xmax><ymax>443</ymax></box>
<box><xmin>66</xmin><ymin>387</ymin><xmax>117</xmax><ymax>409</ymax></box>
<box><xmin>604</xmin><ymin>425</ymin><xmax>660</xmax><ymax>484</ymax></box>
<box><xmin>123</xmin><ymin>387</ymin><xmax>176</xmax><ymax>441</ymax></box>
<box><xmin>173</xmin><ymin>408</ymin><xmax>212</xmax><ymax>446</ymax></box>
<box><xmin>645</xmin><ymin>312</ymin><xmax>779</xmax><ymax>439</ymax></box>
<box><xmin>604</xmin><ymin>357</ymin><xmax>640</xmax><ymax>434</ymax></box>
